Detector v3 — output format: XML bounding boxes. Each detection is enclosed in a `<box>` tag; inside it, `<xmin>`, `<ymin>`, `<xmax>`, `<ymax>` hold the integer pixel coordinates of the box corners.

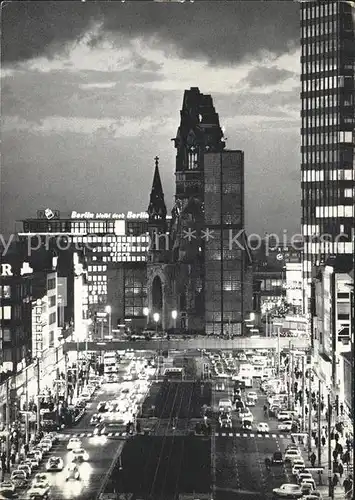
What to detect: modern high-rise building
<box><xmin>300</xmin><ymin>0</ymin><xmax>355</xmax><ymax>307</ymax></box>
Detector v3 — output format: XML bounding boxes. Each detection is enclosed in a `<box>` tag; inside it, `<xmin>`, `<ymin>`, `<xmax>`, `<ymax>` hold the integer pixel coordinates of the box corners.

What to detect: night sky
<box><xmin>1</xmin><ymin>1</ymin><xmax>301</xmax><ymax>237</ymax></box>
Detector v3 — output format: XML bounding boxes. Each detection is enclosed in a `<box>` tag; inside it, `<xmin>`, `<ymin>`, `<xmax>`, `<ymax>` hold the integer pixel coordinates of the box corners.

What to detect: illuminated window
<box><xmin>0</xmin><ymin>306</ymin><xmax>11</xmax><ymax>320</ymax></box>
<box><xmin>0</xmin><ymin>286</ymin><xmax>11</xmax><ymax>299</ymax></box>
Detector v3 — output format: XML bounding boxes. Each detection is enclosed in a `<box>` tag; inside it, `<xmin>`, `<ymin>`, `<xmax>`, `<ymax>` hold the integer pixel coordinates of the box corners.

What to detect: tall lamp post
<box><xmin>105</xmin><ymin>305</ymin><xmax>112</xmax><ymax>339</ymax></box>
<box><xmin>171</xmin><ymin>310</ymin><xmax>177</xmax><ymax>330</ymax></box>
<box><xmin>143</xmin><ymin>307</ymin><xmax>149</xmax><ymax>328</ymax></box>
<box><xmin>153</xmin><ymin>313</ymin><xmax>160</xmax><ymax>335</ymax></box>
<box><xmin>273</xmin><ymin>321</ymin><xmax>283</xmax><ymax>376</ymax></box>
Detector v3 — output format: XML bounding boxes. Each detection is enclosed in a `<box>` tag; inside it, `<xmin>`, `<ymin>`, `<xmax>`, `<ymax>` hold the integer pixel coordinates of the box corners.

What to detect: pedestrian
<box><xmin>330</xmin><ymin>430</ymin><xmax>334</xmax><ymax>441</ymax></box>
<box><xmin>310</xmin><ymin>451</ymin><xmax>316</xmax><ymax>467</ymax></box>
<box><xmin>335</xmin><ymin>432</ymin><xmax>339</xmax><ymax>442</ymax></box>
<box><xmin>305</xmin><ymin>405</ymin><xmax>308</xmax><ymax>416</ymax></box>
<box><xmin>314</xmin><ymin>436</ymin><xmax>319</xmax><ymax>447</ymax></box>
<box><xmin>340</xmin><ymin>403</ymin><xmax>344</xmax><ymax>416</ymax></box>
<box><xmin>321</xmin><ymin>436</ymin><xmax>326</xmax><ymax>447</ymax></box>
<box><xmin>344</xmin><ymin>477</ymin><xmax>350</xmax><ymax>494</ymax></box>
<box><xmin>320</xmin><ymin>401</ymin><xmax>324</xmax><ymax>412</ymax></box>
<box><xmin>336</xmin><ymin>442</ymin><xmax>343</xmax><ymax>455</ymax></box>
<box><xmin>333</xmin><ymin>473</ymin><xmax>339</xmax><ymax>488</ymax></box>
<box><xmin>333</xmin><ymin>449</ymin><xmax>339</xmax><ymax>462</ymax></box>
<box><xmin>338</xmin><ymin>462</ymin><xmax>344</xmax><ymax>478</ymax></box>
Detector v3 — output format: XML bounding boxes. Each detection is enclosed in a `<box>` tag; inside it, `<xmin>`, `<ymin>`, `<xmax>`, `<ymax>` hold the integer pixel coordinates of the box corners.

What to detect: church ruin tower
<box><xmin>172</xmin><ymin>87</ymin><xmax>226</xmax><ymax>211</ymax></box>
<box><xmin>147</xmin><ymin>156</ymin><xmax>168</xmax><ymax>262</ymax></box>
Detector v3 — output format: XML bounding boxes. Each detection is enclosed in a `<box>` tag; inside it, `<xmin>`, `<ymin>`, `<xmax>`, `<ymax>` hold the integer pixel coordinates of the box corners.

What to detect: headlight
<box><xmin>83</xmin><ymin>453</ymin><xmax>89</xmax><ymax>460</ymax></box>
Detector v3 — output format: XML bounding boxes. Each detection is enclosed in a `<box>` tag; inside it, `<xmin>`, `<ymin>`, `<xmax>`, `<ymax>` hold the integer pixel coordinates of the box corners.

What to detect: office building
<box><xmin>311</xmin><ymin>254</ymin><xmax>353</xmax><ymax>404</ymax></box>
<box><xmin>300</xmin><ymin>0</ymin><xmax>355</xmax><ymax>307</ymax></box>
<box><xmin>18</xmin><ymin>210</ymin><xmax>151</xmax><ymax>330</ymax></box>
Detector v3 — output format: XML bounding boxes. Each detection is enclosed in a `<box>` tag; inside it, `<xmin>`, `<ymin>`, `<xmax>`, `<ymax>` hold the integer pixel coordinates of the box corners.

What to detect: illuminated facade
<box><xmin>300</xmin><ymin>0</ymin><xmax>355</xmax><ymax>305</ymax></box>
<box><xmin>311</xmin><ymin>255</ymin><xmax>353</xmax><ymax>398</ymax></box>
<box><xmin>19</xmin><ymin>212</ymin><xmax>152</xmax><ymax>328</ymax></box>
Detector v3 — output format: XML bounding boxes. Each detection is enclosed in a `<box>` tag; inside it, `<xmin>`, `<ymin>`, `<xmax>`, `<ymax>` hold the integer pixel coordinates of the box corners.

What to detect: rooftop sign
<box><xmin>70</xmin><ymin>211</ymin><xmax>149</xmax><ymax>220</ymax></box>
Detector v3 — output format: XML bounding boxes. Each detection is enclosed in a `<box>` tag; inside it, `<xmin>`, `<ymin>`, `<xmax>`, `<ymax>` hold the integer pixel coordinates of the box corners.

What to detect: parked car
<box><xmin>272</xmin><ymin>483</ymin><xmax>303</xmax><ymax>498</ymax></box>
<box><xmin>278</xmin><ymin>420</ymin><xmax>293</xmax><ymax>431</ymax></box>
<box><xmin>284</xmin><ymin>449</ymin><xmax>302</xmax><ymax>462</ymax></box>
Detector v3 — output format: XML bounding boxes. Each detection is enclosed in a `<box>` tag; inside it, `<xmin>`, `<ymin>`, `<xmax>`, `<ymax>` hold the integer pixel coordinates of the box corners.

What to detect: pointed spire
<box><xmin>148</xmin><ymin>156</ymin><xmax>167</xmax><ymax>222</ymax></box>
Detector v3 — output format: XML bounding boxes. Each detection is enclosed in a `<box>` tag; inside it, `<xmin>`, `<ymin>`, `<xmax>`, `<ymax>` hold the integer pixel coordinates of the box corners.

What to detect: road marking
<box><xmin>235</xmin><ymin>433</ymin><xmax>240</xmax><ymax>437</ymax></box>
<box><xmin>87</xmin><ymin>433</ymin><xmax>93</xmax><ymax>437</ymax></box>
<box><xmin>229</xmin><ymin>433</ymin><xmax>233</xmax><ymax>437</ymax></box>
<box><xmin>279</xmin><ymin>434</ymin><xmax>284</xmax><ymax>438</ymax></box>
<box><xmin>108</xmin><ymin>432</ymin><xmax>113</xmax><ymax>437</ymax></box>
<box><xmin>250</xmin><ymin>433</ymin><xmax>255</xmax><ymax>437</ymax></box>
<box><xmin>215</xmin><ymin>433</ymin><xmax>219</xmax><ymax>437</ymax></box>
<box><xmin>265</xmin><ymin>434</ymin><xmax>270</xmax><ymax>438</ymax></box>
<box><xmin>80</xmin><ymin>433</ymin><xmax>86</xmax><ymax>437</ymax></box>
<box><xmin>243</xmin><ymin>433</ymin><xmax>248</xmax><ymax>437</ymax></box>
<box><xmin>272</xmin><ymin>434</ymin><xmax>277</xmax><ymax>438</ymax></box>
<box><xmin>257</xmin><ymin>434</ymin><xmax>262</xmax><ymax>437</ymax></box>
<box><xmin>221</xmin><ymin>433</ymin><xmax>226</xmax><ymax>437</ymax></box>
<box><xmin>115</xmin><ymin>432</ymin><xmax>120</xmax><ymax>436</ymax></box>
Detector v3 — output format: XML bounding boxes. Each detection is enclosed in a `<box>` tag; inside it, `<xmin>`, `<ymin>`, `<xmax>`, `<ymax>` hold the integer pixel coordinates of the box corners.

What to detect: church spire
<box><xmin>148</xmin><ymin>156</ymin><xmax>167</xmax><ymax>222</ymax></box>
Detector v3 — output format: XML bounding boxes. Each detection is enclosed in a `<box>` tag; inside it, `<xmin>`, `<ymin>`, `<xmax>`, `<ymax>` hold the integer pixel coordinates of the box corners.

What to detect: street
<box><xmin>19</xmin><ymin>383</ymin><xmax>126</xmax><ymax>500</ymax></box>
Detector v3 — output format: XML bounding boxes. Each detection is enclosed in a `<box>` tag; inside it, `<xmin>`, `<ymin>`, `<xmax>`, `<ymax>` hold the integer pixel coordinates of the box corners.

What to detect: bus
<box><xmin>163</xmin><ymin>367</ymin><xmax>184</xmax><ymax>381</ymax></box>
<box><xmin>234</xmin><ymin>374</ymin><xmax>252</xmax><ymax>388</ymax></box>
<box><xmin>103</xmin><ymin>352</ymin><xmax>118</xmax><ymax>376</ymax></box>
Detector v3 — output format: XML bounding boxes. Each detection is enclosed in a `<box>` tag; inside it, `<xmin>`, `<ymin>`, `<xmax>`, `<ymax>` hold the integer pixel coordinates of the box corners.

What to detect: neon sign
<box><xmin>70</xmin><ymin>211</ymin><xmax>149</xmax><ymax>220</ymax></box>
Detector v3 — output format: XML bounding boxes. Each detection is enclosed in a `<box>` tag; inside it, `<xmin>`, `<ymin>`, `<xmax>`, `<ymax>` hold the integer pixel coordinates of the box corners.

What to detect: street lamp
<box><xmin>172</xmin><ymin>310</ymin><xmax>177</xmax><ymax>330</ymax></box>
<box><xmin>273</xmin><ymin>321</ymin><xmax>283</xmax><ymax>376</ymax></box>
<box><xmin>105</xmin><ymin>305</ymin><xmax>112</xmax><ymax>340</ymax></box>
<box><xmin>153</xmin><ymin>312</ymin><xmax>160</xmax><ymax>334</ymax></box>
<box><xmin>143</xmin><ymin>307</ymin><xmax>149</xmax><ymax>328</ymax></box>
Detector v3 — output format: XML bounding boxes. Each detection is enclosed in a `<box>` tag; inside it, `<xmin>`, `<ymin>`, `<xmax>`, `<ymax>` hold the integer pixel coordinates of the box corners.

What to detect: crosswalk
<box><xmin>215</xmin><ymin>432</ymin><xmax>291</xmax><ymax>439</ymax></box>
<box><xmin>57</xmin><ymin>431</ymin><xmax>128</xmax><ymax>439</ymax></box>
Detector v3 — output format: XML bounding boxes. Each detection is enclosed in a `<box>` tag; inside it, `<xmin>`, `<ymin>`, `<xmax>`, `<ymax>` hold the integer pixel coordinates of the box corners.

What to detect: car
<box><xmin>284</xmin><ymin>449</ymin><xmax>302</xmax><ymax>462</ymax></box>
<box><xmin>257</xmin><ymin>422</ymin><xmax>270</xmax><ymax>433</ymax></box>
<box><xmin>272</xmin><ymin>483</ymin><xmax>303</xmax><ymax>498</ymax></box>
<box><xmin>277</xmin><ymin>411</ymin><xmax>293</xmax><ymax>421</ymax></box>
<box><xmin>300</xmin><ymin>478</ymin><xmax>316</xmax><ymax>489</ymax></box>
<box><xmin>17</xmin><ymin>464</ymin><xmax>31</xmax><ymax>478</ymax></box>
<box><xmin>292</xmin><ymin>462</ymin><xmax>306</xmax><ymax>476</ymax></box>
<box><xmin>97</xmin><ymin>402</ymin><xmax>108</xmax><ymax>413</ymax></box>
<box><xmin>38</xmin><ymin>440</ymin><xmax>52</xmax><ymax>453</ymax></box>
<box><xmin>46</xmin><ymin>456</ymin><xmax>64</xmax><ymax>472</ymax></box>
<box><xmin>0</xmin><ymin>482</ymin><xmax>16</xmax><ymax>494</ymax></box>
<box><xmin>278</xmin><ymin>420</ymin><xmax>293</xmax><ymax>431</ymax></box>
<box><xmin>65</xmin><ymin>462</ymin><xmax>80</xmax><ymax>481</ymax></box>
<box><xmin>271</xmin><ymin>451</ymin><xmax>283</xmax><ymax>465</ymax></box>
<box><xmin>300</xmin><ymin>482</ymin><xmax>315</xmax><ymax>495</ymax></box>
<box><xmin>26</xmin><ymin>454</ymin><xmax>40</xmax><ymax>468</ymax></box>
<box><xmin>10</xmin><ymin>471</ymin><xmax>27</xmax><ymax>489</ymax></box>
<box><xmin>46</xmin><ymin>432</ymin><xmax>59</xmax><ymax>444</ymax></box>
<box><xmin>32</xmin><ymin>474</ymin><xmax>49</xmax><ymax>486</ymax></box>
<box><xmin>90</xmin><ymin>414</ymin><xmax>102</xmax><ymax>426</ymax></box>
<box><xmin>28</xmin><ymin>482</ymin><xmax>50</xmax><ymax>499</ymax></box>
<box><xmin>295</xmin><ymin>468</ymin><xmax>311</xmax><ymax>479</ymax></box>
<box><xmin>247</xmin><ymin>391</ymin><xmax>258</xmax><ymax>401</ymax></box>
<box><xmin>23</xmin><ymin>457</ymin><xmax>37</xmax><ymax>470</ymax></box>
<box><xmin>290</xmin><ymin>456</ymin><xmax>305</xmax><ymax>468</ymax></box>
<box><xmin>302</xmin><ymin>493</ymin><xmax>323</xmax><ymax>500</ymax></box>
<box><xmin>240</xmin><ymin>409</ymin><xmax>253</xmax><ymax>422</ymax></box>
<box><xmin>69</xmin><ymin>448</ymin><xmax>89</xmax><ymax>462</ymax></box>
<box><xmin>32</xmin><ymin>446</ymin><xmax>43</xmax><ymax>460</ymax></box>
<box><xmin>286</xmin><ymin>443</ymin><xmax>300</xmax><ymax>451</ymax></box>
<box><xmin>242</xmin><ymin>419</ymin><xmax>252</xmax><ymax>430</ymax></box>
<box><xmin>219</xmin><ymin>415</ymin><xmax>232</xmax><ymax>429</ymax></box>
<box><xmin>298</xmin><ymin>473</ymin><xmax>314</xmax><ymax>485</ymax></box>
<box><xmin>67</xmin><ymin>437</ymin><xmax>82</xmax><ymax>450</ymax></box>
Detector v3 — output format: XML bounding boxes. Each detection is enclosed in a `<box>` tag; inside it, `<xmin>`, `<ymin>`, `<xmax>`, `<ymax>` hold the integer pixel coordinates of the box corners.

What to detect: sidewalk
<box><xmin>296</xmin><ymin>433</ymin><xmax>352</xmax><ymax>500</ymax></box>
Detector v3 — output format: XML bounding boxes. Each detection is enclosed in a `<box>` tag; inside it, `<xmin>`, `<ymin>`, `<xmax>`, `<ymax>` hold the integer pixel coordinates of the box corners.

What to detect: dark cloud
<box><xmin>242</xmin><ymin>66</ymin><xmax>298</xmax><ymax>88</ymax></box>
<box><xmin>2</xmin><ymin>1</ymin><xmax>299</xmax><ymax>66</ymax></box>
